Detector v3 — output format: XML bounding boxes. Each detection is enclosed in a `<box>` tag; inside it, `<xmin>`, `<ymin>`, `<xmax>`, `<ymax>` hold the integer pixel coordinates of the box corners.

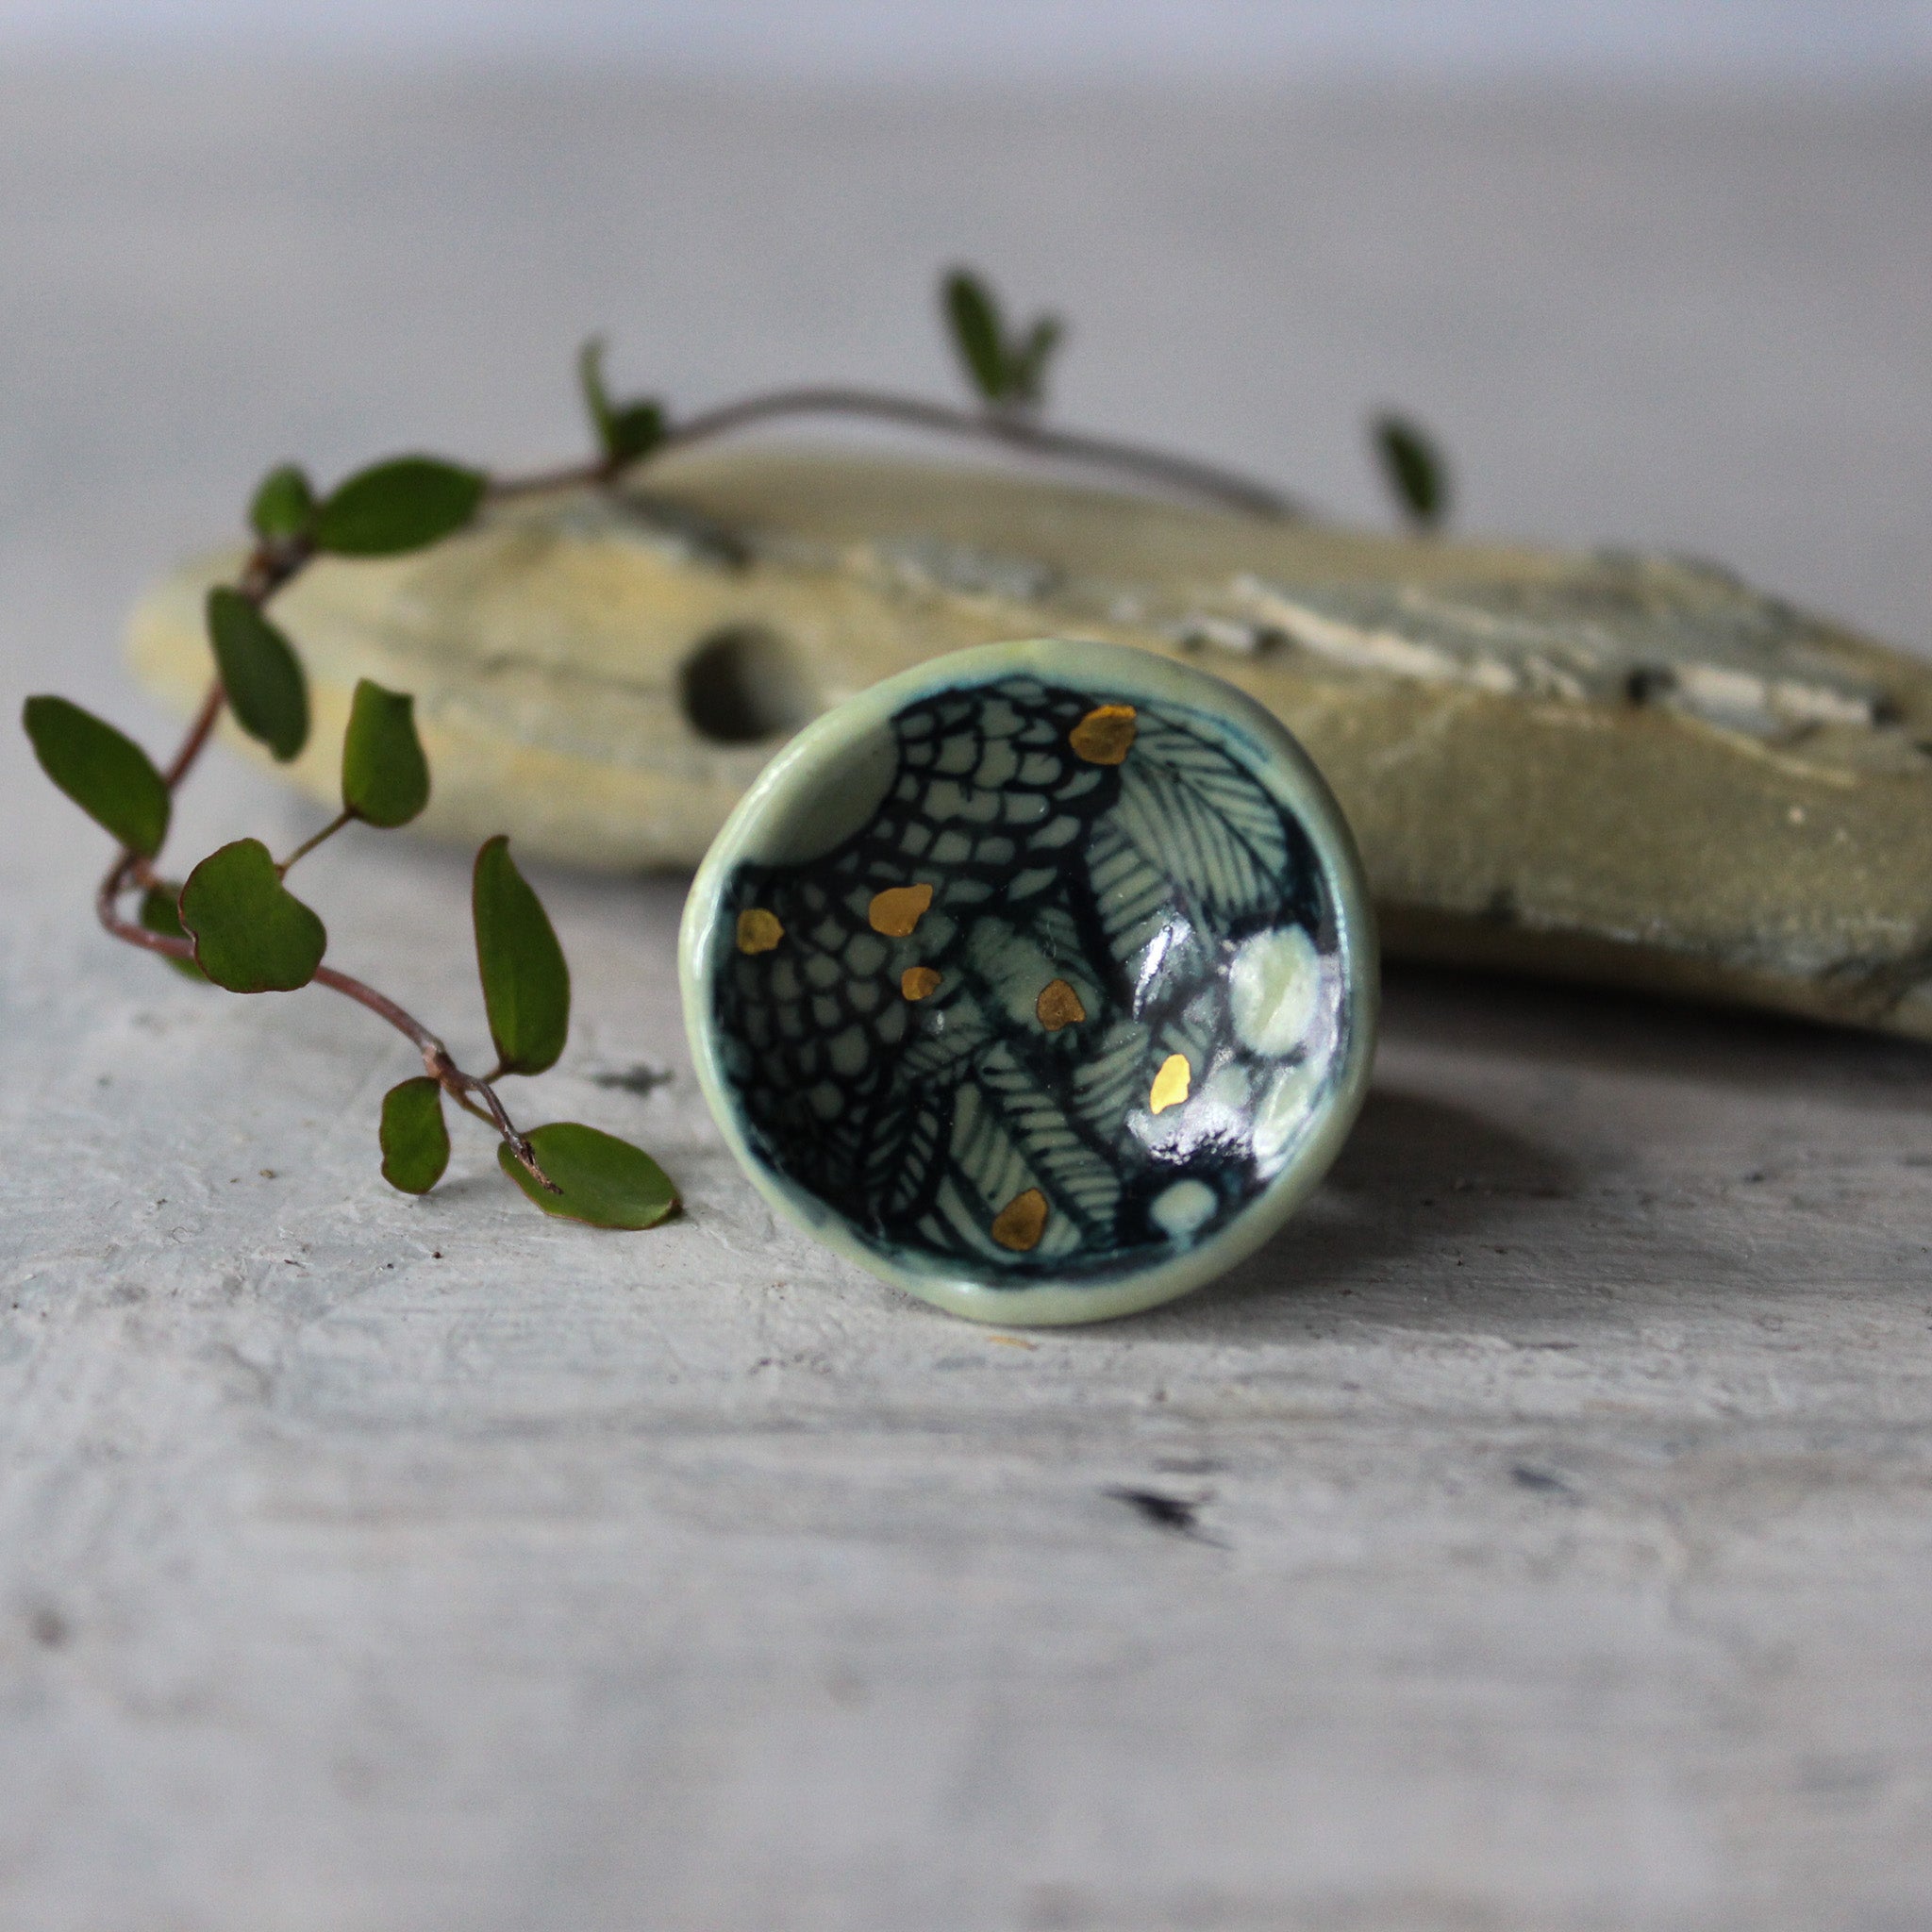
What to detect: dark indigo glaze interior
<box><xmin>706</xmin><ymin>669</ymin><xmax>1356</xmax><ymax>1288</ymax></box>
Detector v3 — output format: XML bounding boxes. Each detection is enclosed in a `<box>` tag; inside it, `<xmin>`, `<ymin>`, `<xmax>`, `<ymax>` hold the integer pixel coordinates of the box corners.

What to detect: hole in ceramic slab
<box><xmin>679</xmin><ymin>625</ymin><xmax>814</xmax><ymax>744</ymax></box>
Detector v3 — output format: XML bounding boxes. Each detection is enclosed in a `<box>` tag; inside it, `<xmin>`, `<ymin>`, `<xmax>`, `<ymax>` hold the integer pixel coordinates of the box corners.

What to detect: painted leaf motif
<box><xmin>881</xmin><ymin>1094</ymin><xmax>949</xmax><ymax>1218</ymax></box>
<box><xmin>971</xmin><ymin>1041</ymin><xmax>1121</xmax><ymax>1233</ymax></box>
<box><xmin>1153</xmin><ymin>991</ymin><xmax>1223</xmax><ymax>1087</ymax></box>
<box><xmin>1068</xmin><ymin>1017</ymin><xmax>1153</xmax><ymax>1138</ymax></box>
<box><xmin>935</xmin><ymin>1080</ymin><xmax>1034</xmax><ymax>1240</ymax></box>
<box><xmin>898</xmin><ymin>996</ymin><xmax>992</xmax><ymax>1083</ymax></box>
<box><xmin>1087</xmin><ymin>820</ymin><xmax>1174</xmax><ymax>965</ymax></box>
<box><xmin>1110</xmin><ymin>712</ymin><xmax>1290</xmax><ymax>922</ymax></box>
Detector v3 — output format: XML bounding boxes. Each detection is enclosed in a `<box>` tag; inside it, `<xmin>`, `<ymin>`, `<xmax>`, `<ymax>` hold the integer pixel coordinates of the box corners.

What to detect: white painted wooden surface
<box><xmin>2</xmin><ymin>69</ymin><xmax>1930</xmax><ymax>1931</ymax></box>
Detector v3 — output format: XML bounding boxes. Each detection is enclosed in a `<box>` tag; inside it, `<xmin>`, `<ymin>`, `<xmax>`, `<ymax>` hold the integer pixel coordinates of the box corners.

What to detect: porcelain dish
<box><xmin>679</xmin><ymin>638</ymin><xmax>1377</xmax><ymax>1324</ymax></box>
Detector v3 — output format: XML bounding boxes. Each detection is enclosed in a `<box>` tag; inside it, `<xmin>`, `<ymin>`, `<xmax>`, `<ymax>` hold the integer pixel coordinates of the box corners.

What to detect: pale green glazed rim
<box><xmin>678</xmin><ymin>638</ymin><xmax>1379</xmax><ymax>1326</ymax></box>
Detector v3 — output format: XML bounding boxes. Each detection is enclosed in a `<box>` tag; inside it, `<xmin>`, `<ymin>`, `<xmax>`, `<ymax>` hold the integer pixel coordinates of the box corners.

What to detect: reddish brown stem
<box><xmin>659</xmin><ymin>388</ymin><xmax>1303</xmax><ymax>519</ymax></box>
<box><xmin>96</xmin><ymin>874</ymin><xmax>556</xmax><ymax>1191</ymax></box>
<box><xmin>277</xmin><ymin>809</ymin><xmax>352</xmax><ymax>876</ymax></box>
<box><xmin>487</xmin><ymin>387</ymin><xmax>1304</xmax><ymax>520</ymax></box>
<box><xmin>162</xmin><ymin>683</ymin><xmax>225</xmax><ymax>789</ymax></box>
<box><xmin>488</xmin><ymin>458</ymin><xmax>608</xmax><ymax>501</ymax></box>
<box><xmin>93</xmin><ymin>525</ymin><xmax>558</xmax><ymax>1192</ymax></box>
<box><xmin>91</xmin><ymin>376</ymin><xmax>1281</xmax><ymax>1200</ymax></box>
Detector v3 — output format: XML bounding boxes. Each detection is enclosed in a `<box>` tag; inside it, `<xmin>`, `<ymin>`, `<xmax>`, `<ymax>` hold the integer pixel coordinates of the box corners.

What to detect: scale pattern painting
<box><xmin>709</xmin><ymin>674</ymin><xmax>1352</xmax><ymax>1287</ymax></box>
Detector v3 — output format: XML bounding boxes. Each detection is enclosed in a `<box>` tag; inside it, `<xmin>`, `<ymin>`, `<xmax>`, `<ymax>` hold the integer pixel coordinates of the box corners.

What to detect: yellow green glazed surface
<box><xmin>130</xmin><ymin>447</ymin><xmax>1932</xmax><ymax>1045</ymax></box>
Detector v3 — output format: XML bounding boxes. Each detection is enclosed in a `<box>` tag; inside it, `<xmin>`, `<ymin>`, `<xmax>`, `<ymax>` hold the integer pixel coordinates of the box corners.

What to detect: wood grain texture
<box><xmin>1</xmin><ymin>66</ymin><xmax>1929</xmax><ymax>1932</ymax></box>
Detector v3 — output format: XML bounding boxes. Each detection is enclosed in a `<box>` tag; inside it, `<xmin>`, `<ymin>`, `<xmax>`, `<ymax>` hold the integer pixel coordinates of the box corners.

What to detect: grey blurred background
<box><xmin>7</xmin><ymin>0</ymin><xmax>1932</xmax><ymax>80</ymax></box>
<box><xmin>5</xmin><ymin>10</ymin><xmax>1932</xmax><ymax>1928</ymax></box>
<box><xmin>1</xmin><ymin>3</ymin><xmax>1927</xmax><ymax>733</ymax></box>
<box><xmin>2</xmin><ymin>4</ymin><xmax>1927</xmax><ymax>687</ymax></box>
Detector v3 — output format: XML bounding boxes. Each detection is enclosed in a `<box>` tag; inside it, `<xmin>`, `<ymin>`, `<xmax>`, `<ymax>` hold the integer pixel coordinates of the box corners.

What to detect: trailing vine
<box><xmin>23</xmin><ymin>265</ymin><xmax>1449</xmax><ymax>1229</ymax></box>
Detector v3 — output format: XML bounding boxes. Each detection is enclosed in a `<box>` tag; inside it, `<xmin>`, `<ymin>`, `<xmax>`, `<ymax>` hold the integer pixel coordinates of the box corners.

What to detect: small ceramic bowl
<box><xmin>680</xmin><ymin>639</ymin><xmax>1376</xmax><ymax>1325</ymax></box>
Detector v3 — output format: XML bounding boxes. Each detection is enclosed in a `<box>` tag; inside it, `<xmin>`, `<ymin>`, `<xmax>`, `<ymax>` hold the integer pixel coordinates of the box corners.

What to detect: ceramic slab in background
<box><xmin>1</xmin><ymin>66</ymin><xmax>1930</xmax><ymax>1932</ymax></box>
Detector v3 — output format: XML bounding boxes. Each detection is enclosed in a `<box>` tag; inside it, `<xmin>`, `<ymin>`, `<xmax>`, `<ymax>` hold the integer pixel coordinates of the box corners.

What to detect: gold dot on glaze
<box><xmin>901</xmin><ymin>966</ymin><xmax>942</xmax><ymax>1001</ymax></box>
<box><xmin>1069</xmin><ymin>703</ymin><xmax>1138</xmax><ymax>765</ymax></box>
<box><xmin>991</xmin><ymin>1188</ymin><xmax>1048</xmax><ymax>1253</ymax></box>
<box><xmin>1149</xmin><ymin>1053</ymin><xmax>1191</xmax><ymax>1114</ymax></box>
<box><xmin>736</xmin><ymin>908</ymin><xmax>784</xmax><ymax>954</ymax></box>
<box><xmin>1035</xmin><ymin>978</ymin><xmax>1086</xmax><ymax>1030</ymax></box>
<box><xmin>868</xmin><ymin>882</ymin><xmax>934</xmax><ymax>937</ymax></box>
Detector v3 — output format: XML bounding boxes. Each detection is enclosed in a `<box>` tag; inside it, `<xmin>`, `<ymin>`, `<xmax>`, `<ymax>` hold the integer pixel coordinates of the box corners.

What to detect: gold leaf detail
<box><xmin>868</xmin><ymin>882</ymin><xmax>934</xmax><ymax>936</ymax></box>
<box><xmin>991</xmin><ymin>1188</ymin><xmax>1049</xmax><ymax>1253</ymax></box>
<box><xmin>1069</xmin><ymin>703</ymin><xmax>1137</xmax><ymax>765</ymax></box>
<box><xmin>1149</xmin><ymin>1053</ymin><xmax>1191</xmax><ymax>1114</ymax></box>
<box><xmin>1035</xmin><ymin>978</ymin><xmax>1086</xmax><ymax>1030</ymax></box>
<box><xmin>901</xmin><ymin>965</ymin><xmax>942</xmax><ymax>1001</ymax></box>
<box><xmin>736</xmin><ymin>908</ymin><xmax>784</xmax><ymax>954</ymax></box>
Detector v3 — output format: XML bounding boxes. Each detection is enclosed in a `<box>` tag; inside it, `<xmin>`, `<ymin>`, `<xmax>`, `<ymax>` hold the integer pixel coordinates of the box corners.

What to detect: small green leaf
<box><xmin>1009</xmin><ymin>314</ymin><xmax>1063</xmax><ymax>408</ymax></box>
<box><xmin>578</xmin><ymin>339</ymin><xmax>665</xmax><ymax>467</ymax></box>
<box><xmin>379</xmin><ymin>1076</ymin><xmax>450</xmax><ymax>1193</ymax></box>
<box><xmin>608</xmin><ymin>401</ymin><xmax>665</xmax><ymax>466</ymax></box>
<box><xmin>178</xmin><ymin>838</ymin><xmax>326</xmax><ymax>993</ymax></box>
<box><xmin>314</xmin><ymin>456</ymin><xmax>488</xmax><ymax>558</ymax></box>
<box><xmin>22</xmin><ymin>695</ymin><xmax>171</xmax><ymax>857</ymax></box>
<box><xmin>341</xmin><ymin>678</ymin><xmax>430</xmax><ymax>827</ymax></box>
<box><xmin>579</xmin><ymin>337</ymin><xmax>616</xmax><ymax>443</ymax></box>
<box><xmin>498</xmin><ymin>1122</ymin><xmax>677</xmax><ymax>1229</ymax></box>
<box><xmin>140</xmin><ymin>881</ymin><xmax>208</xmax><ymax>981</ymax></box>
<box><xmin>942</xmin><ymin>268</ymin><xmax>1010</xmax><ymax>406</ymax></box>
<box><xmin>1373</xmin><ymin>413</ymin><xmax>1451</xmax><ymax>530</ymax></box>
<box><xmin>248</xmin><ymin>464</ymin><xmax>316</xmax><ymax>542</ymax></box>
<box><xmin>472</xmin><ymin>835</ymin><xmax>570</xmax><ymax>1075</ymax></box>
<box><xmin>206</xmin><ymin>588</ymin><xmax>308</xmax><ymax>761</ymax></box>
